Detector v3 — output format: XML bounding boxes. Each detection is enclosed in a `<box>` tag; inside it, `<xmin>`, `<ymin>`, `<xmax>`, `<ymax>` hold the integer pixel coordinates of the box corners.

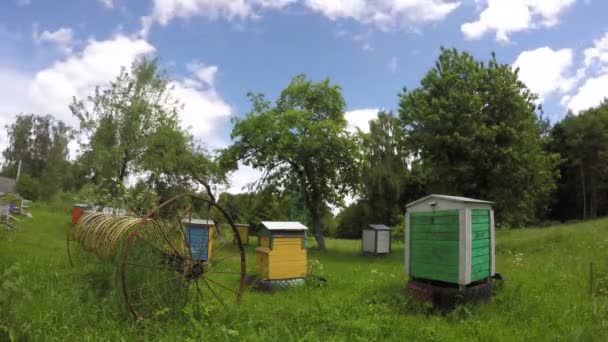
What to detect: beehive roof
<box><xmin>235</xmin><ymin>223</ymin><xmax>250</xmax><ymax>227</ymax></box>
<box><xmin>261</xmin><ymin>221</ymin><xmax>308</xmax><ymax>231</ymax></box>
<box><xmin>406</xmin><ymin>194</ymin><xmax>492</xmax><ymax>208</ymax></box>
<box><xmin>367</xmin><ymin>224</ymin><xmax>391</xmax><ymax>230</ymax></box>
<box><xmin>181</xmin><ymin>218</ymin><xmax>214</xmax><ymax>226</ymax></box>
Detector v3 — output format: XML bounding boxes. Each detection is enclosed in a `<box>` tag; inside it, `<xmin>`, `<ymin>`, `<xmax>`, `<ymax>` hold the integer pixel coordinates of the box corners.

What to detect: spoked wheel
<box><xmin>120</xmin><ymin>194</ymin><xmax>246</xmax><ymax>320</ymax></box>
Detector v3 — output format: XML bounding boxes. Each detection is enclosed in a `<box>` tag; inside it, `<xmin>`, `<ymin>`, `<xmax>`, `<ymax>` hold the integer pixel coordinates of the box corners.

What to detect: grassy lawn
<box><xmin>1</xmin><ymin>204</ymin><xmax>608</xmax><ymax>341</ymax></box>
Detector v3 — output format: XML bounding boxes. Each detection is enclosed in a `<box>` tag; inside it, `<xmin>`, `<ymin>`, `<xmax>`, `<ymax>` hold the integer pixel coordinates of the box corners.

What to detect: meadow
<box><xmin>1</xmin><ymin>204</ymin><xmax>608</xmax><ymax>341</ymax></box>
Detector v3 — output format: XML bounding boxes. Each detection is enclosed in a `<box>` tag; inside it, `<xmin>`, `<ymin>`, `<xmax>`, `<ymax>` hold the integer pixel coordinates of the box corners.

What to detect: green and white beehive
<box><xmin>405</xmin><ymin>194</ymin><xmax>495</xmax><ymax>287</ymax></box>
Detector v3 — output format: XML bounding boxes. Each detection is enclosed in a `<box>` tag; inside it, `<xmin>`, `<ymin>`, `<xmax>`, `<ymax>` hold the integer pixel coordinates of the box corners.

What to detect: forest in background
<box><xmin>2</xmin><ymin>48</ymin><xmax>607</xmax><ymax>246</ymax></box>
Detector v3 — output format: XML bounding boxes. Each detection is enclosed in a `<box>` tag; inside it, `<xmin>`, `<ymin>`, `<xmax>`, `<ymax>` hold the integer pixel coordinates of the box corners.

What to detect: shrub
<box><xmin>16</xmin><ymin>175</ymin><xmax>40</xmax><ymax>200</ymax></box>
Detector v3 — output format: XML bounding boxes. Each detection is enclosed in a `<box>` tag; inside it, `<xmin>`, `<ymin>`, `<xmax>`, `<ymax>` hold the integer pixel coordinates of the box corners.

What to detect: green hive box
<box><xmin>405</xmin><ymin>194</ymin><xmax>495</xmax><ymax>287</ymax></box>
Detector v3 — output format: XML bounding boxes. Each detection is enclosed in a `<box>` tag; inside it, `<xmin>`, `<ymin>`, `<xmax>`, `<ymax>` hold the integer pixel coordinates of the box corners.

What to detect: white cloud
<box><xmin>564</xmin><ymin>74</ymin><xmax>608</xmax><ymax>113</ymax></box>
<box><xmin>461</xmin><ymin>0</ymin><xmax>576</xmax><ymax>42</ymax></box>
<box><xmin>583</xmin><ymin>32</ymin><xmax>608</xmax><ymax>72</ymax></box>
<box><xmin>304</xmin><ymin>0</ymin><xmax>462</xmax><ymax>30</ymax></box>
<box><xmin>142</xmin><ymin>0</ymin><xmax>460</xmax><ymax>35</ymax></box>
<box><xmin>27</xmin><ymin>35</ymin><xmax>155</xmax><ymax>124</ymax></box>
<box><xmin>169</xmin><ymin>78</ymin><xmax>231</xmax><ymax>148</ymax></box>
<box><xmin>512</xmin><ymin>47</ymin><xmax>574</xmax><ymax>98</ymax></box>
<box><xmin>99</xmin><ymin>0</ymin><xmax>116</xmax><ymax>8</ymax></box>
<box><xmin>345</xmin><ymin>108</ymin><xmax>379</xmax><ymax>133</ymax></box>
<box><xmin>149</xmin><ymin>0</ymin><xmax>256</xmax><ymax>26</ymax></box>
<box><xmin>187</xmin><ymin>62</ymin><xmax>219</xmax><ymax>87</ymax></box>
<box><xmin>227</xmin><ymin>163</ymin><xmax>264</xmax><ymax>193</ymax></box>
<box><xmin>33</xmin><ymin>27</ymin><xmax>74</xmax><ymax>46</ymax></box>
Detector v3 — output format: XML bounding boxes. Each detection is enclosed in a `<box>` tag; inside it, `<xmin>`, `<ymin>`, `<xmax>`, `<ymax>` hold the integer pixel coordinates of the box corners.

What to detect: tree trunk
<box><xmin>581</xmin><ymin>165</ymin><xmax>587</xmax><ymax>220</ymax></box>
<box><xmin>310</xmin><ymin>207</ymin><xmax>326</xmax><ymax>251</ymax></box>
<box><xmin>118</xmin><ymin>151</ymin><xmax>129</xmax><ymax>183</ymax></box>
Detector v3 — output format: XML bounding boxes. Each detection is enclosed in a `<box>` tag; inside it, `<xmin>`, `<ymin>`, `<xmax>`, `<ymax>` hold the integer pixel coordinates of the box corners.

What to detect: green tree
<box><xmin>227</xmin><ymin>74</ymin><xmax>360</xmax><ymax>250</ymax></box>
<box><xmin>548</xmin><ymin>101</ymin><xmax>608</xmax><ymax>220</ymax></box>
<box><xmin>359</xmin><ymin>111</ymin><xmax>425</xmax><ymax>226</ymax></box>
<box><xmin>2</xmin><ymin>114</ymin><xmax>72</xmax><ymax>199</ymax></box>
<box><xmin>70</xmin><ymin>59</ymin><xmax>179</xmax><ymax>188</ymax></box>
<box><xmin>399</xmin><ymin>48</ymin><xmax>559</xmax><ymax>226</ymax></box>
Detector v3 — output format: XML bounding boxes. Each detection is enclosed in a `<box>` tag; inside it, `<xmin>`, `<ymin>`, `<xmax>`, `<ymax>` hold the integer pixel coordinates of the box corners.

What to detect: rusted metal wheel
<box><xmin>119</xmin><ymin>194</ymin><xmax>246</xmax><ymax>320</ymax></box>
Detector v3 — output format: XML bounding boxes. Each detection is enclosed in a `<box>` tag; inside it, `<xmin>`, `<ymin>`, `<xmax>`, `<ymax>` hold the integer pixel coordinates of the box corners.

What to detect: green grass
<box><xmin>2</xmin><ymin>204</ymin><xmax>608</xmax><ymax>341</ymax></box>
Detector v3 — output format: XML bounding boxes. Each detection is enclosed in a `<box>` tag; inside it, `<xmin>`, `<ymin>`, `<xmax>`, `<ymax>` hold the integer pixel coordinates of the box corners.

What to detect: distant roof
<box><xmin>182</xmin><ymin>218</ymin><xmax>214</xmax><ymax>226</ymax></box>
<box><xmin>406</xmin><ymin>194</ymin><xmax>493</xmax><ymax>208</ymax></box>
<box><xmin>261</xmin><ymin>221</ymin><xmax>308</xmax><ymax>231</ymax></box>
<box><xmin>0</xmin><ymin>176</ymin><xmax>17</xmax><ymax>195</ymax></box>
<box><xmin>367</xmin><ymin>224</ymin><xmax>391</xmax><ymax>230</ymax></box>
<box><xmin>235</xmin><ymin>223</ymin><xmax>250</xmax><ymax>227</ymax></box>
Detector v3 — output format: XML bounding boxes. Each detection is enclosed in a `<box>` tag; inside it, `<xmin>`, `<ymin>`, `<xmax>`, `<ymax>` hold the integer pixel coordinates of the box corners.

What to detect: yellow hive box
<box><xmin>233</xmin><ymin>223</ymin><xmax>250</xmax><ymax>245</ymax></box>
<box><xmin>255</xmin><ymin>221</ymin><xmax>308</xmax><ymax>280</ymax></box>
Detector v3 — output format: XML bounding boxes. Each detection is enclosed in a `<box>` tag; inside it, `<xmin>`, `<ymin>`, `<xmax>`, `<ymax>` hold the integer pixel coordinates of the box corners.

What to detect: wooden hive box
<box><xmin>405</xmin><ymin>194</ymin><xmax>495</xmax><ymax>287</ymax></box>
<box><xmin>256</xmin><ymin>221</ymin><xmax>308</xmax><ymax>281</ymax></box>
<box><xmin>362</xmin><ymin>224</ymin><xmax>392</xmax><ymax>255</ymax></box>
<box><xmin>182</xmin><ymin>218</ymin><xmax>215</xmax><ymax>262</ymax></box>
<box><xmin>71</xmin><ymin>203</ymin><xmax>89</xmax><ymax>224</ymax></box>
<box><xmin>233</xmin><ymin>223</ymin><xmax>250</xmax><ymax>245</ymax></box>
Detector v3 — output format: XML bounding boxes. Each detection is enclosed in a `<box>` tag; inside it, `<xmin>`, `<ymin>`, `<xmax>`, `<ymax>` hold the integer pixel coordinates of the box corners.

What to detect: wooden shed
<box><xmin>255</xmin><ymin>221</ymin><xmax>308</xmax><ymax>281</ymax></box>
<box><xmin>233</xmin><ymin>223</ymin><xmax>250</xmax><ymax>245</ymax></box>
<box><xmin>182</xmin><ymin>218</ymin><xmax>215</xmax><ymax>262</ymax></box>
<box><xmin>405</xmin><ymin>194</ymin><xmax>495</xmax><ymax>287</ymax></box>
<box><xmin>362</xmin><ymin>224</ymin><xmax>392</xmax><ymax>255</ymax></box>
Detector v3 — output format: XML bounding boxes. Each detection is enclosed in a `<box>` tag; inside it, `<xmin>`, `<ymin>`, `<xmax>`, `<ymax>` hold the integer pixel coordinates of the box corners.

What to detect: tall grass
<box><xmin>2</xmin><ymin>204</ymin><xmax>608</xmax><ymax>340</ymax></box>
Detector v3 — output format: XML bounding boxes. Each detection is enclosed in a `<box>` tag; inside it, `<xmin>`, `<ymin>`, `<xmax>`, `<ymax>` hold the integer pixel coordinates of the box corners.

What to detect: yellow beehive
<box><xmin>233</xmin><ymin>223</ymin><xmax>250</xmax><ymax>245</ymax></box>
<box><xmin>255</xmin><ymin>221</ymin><xmax>308</xmax><ymax>280</ymax></box>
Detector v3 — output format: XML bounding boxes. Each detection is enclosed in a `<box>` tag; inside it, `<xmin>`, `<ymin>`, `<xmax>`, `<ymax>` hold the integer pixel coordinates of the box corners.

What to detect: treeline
<box><xmin>1</xmin><ymin>48</ymin><xmax>607</xmax><ymax>245</ymax></box>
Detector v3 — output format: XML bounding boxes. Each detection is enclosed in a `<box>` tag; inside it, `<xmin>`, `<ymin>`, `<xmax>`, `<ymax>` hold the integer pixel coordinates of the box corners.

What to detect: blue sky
<box><xmin>1</xmin><ymin>0</ymin><xmax>607</xmax><ymax>192</ymax></box>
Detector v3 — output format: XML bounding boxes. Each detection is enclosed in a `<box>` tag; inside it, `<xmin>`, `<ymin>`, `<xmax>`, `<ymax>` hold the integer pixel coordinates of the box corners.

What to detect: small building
<box><xmin>405</xmin><ymin>194</ymin><xmax>495</xmax><ymax>287</ymax></box>
<box><xmin>182</xmin><ymin>219</ymin><xmax>215</xmax><ymax>262</ymax></box>
<box><xmin>233</xmin><ymin>223</ymin><xmax>250</xmax><ymax>245</ymax></box>
<box><xmin>0</xmin><ymin>176</ymin><xmax>17</xmax><ymax>195</ymax></box>
<box><xmin>362</xmin><ymin>224</ymin><xmax>392</xmax><ymax>255</ymax></box>
<box><xmin>256</xmin><ymin>221</ymin><xmax>308</xmax><ymax>280</ymax></box>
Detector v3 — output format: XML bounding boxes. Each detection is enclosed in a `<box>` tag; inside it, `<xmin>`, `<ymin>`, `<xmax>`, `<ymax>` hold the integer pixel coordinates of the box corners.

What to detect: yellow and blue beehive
<box><xmin>182</xmin><ymin>218</ymin><xmax>215</xmax><ymax>262</ymax></box>
<box><xmin>256</xmin><ymin>221</ymin><xmax>308</xmax><ymax>280</ymax></box>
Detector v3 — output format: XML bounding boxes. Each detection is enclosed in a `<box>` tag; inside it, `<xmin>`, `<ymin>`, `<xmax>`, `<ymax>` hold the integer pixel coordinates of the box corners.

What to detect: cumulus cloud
<box><xmin>345</xmin><ymin>108</ymin><xmax>379</xmax><ymax>133</ymax></box>
<box><xmin>583</xmin><ymin>31</ymin><xmax>608</xmax><ymax>72</ymax></box>
<box><xmin>187</xmin><ymin>62</ymin><xmax>219</xmax><ymax>87</ymax></box>
<box><xmin>462</xmin><ymin>0</ymin><xmax>576</xmax><ymax>42</ymax></box>
<box><xmin>304</xmin><ymin>0</ymin><xmax>461</xmax><ymax>30</ymax></box>
<box><xmin>0</xmin><ymin>33</ymin><xmax>245</xmax><ymax>189</ymax></box>
<box><xmin>140</xmin><ymin>0</ymin><xmax>460</xmax><ymax>35</ymax></box>
<box><xmin>565</xmin><ymin>74</ymin><xmax>608</xmax><ymax>113</ymax></box>
<box><xmin>512</xmin><ymin>47</ymin><xmax>574</xmax><ymax>98</ymax></box>
<box><xmin>33</xmin><ymin>26</ymin><xmax>74</xmax><ymax>46</ymax></box>
<box><xmin>28</xmin><ymin>35</ymin><xmax>155</xmax><ymax>124</ymax></box>
<box><xmin>227</xmin><ymin>163</ymin><xmax>264</xmax><ymax>193</ymax></box>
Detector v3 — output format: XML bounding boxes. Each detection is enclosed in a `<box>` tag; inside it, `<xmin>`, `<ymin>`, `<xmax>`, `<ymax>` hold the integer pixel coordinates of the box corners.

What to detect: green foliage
<box><xmin>16</xmin><ymin>174</ymin><xmax>40</xmax><ymax>200</ymax></box>
<box><xmin>1</xmin><ymin>114</ymin><xmax>72</xmax><ymax>200</ymax></box>
<box><xmin>0</xmin><ymin>263</ymin><xmax>32</xmax><ymax>340</ymax></box>
<box><xmin>336</xmin><ymin>201</ymin><xmax>368</xmax><ymax>238</ymax></box>
<box><xmin>399</xmin><ymin>48</ymin><xmax>559</xmax><ymax>227</ymax></box>
<box><xmin>548</xmin><ymin>100</ymin><xmax>608</xmax><ymax>221</ymax></box>
<box><xmin>228</xmin><ymin>74</ymin><xmax>360</xmax><ymax>249</ymax></box>
<box><xmin>71</xmin><ymin>59</ymin><xmax>180</xmax><ymax>184</ymax></box>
